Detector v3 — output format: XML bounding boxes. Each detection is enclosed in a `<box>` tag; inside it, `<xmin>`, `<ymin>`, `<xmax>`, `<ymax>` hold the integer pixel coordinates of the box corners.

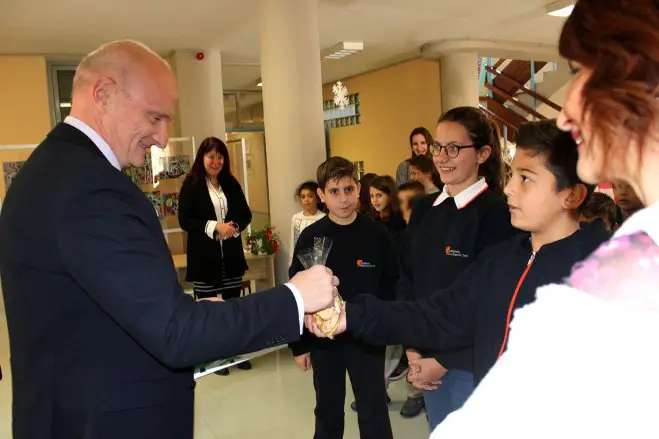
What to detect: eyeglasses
<box><xmin>430</xmin><ymin>143</ymin><xmax>478</xmax><ymax>158</ymax></box>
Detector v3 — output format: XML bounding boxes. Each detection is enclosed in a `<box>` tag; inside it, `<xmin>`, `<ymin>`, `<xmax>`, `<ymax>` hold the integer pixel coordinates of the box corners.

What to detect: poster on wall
<box><xmin>123</xmin><ymin>155</ymin><xmax>154</xmax><ymax>185</ymax></box>
<box><xmin>163</xmin><ymin>192</ymin><xmax>180</xmax><ymax>216</ymax></box>
<box><xmin>3</xmin><ymin>161</ymin><xmax>27</xmax><ymax>191</ymax></box>
<box><xmin>158</xmin><ymin>155</ymin><xmax>190</xmax><ymax>180</ymax></box>
<box><xmin>143</xmin><ymin>190</ymin><xmax>162</xmax><ymax>217</ymax></box>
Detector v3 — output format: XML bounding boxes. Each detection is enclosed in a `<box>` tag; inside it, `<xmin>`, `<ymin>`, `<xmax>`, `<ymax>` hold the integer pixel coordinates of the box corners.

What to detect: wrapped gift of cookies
<box><xmin>298</xmin><ymin>237</ymin><xmax>344</xmax><ymax>339</ymax></box>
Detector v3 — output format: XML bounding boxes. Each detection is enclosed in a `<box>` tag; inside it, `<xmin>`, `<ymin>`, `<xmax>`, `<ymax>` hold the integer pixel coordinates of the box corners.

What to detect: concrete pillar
<box><xmin>260</xmin><ymin>0</ymin><xmax>327</xmax><ymax>282</ymax></box>
<box><xmin>440</xmin><ymin>53</ymin><xmax>480</xmax><ymax>112</ymax></box>
<box><xmin>171</xmin><ymin>50</ymin><xmax>226</xmax><ymax>147</ymax></box>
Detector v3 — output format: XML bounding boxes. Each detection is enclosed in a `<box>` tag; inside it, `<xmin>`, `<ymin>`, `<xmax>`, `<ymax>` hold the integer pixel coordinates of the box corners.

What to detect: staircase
<box><xmin>478</xmin><ymin>58</ymin><xmax>566</xmax><ymax>144</ymax></box>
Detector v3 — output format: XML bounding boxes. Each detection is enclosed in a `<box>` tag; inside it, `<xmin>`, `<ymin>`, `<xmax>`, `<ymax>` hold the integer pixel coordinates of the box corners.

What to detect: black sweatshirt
<box><xmin>346</xmin><ymin>226</ymin><xmax>610</xmax><ymax>384</ymax></box>
<box><xmin>288</xmin><ymin>214</ymin><xmax>399</xmax><ymax>356</ymax></box>
<box><xmin>374</xmin><ymin>210</ymin><xmax>407</xmax><ymax>249</ymax></box>
<box><xmin>398</xmin><ymin>186</ymin><xmax>516</xmax><ymax>370</ymax></box>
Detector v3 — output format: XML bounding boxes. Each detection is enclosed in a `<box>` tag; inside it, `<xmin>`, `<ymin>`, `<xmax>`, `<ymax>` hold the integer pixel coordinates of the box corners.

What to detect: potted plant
<box><xmin>247</xmin><ymin>226</ymin><xmax>281</xmax><ymax>256</ymax></box>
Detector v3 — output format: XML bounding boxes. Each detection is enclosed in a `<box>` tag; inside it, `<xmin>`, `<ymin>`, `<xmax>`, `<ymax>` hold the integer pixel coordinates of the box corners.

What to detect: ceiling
<box><xmin>0</xmin><ymin>0</ymin><xmax>568</xmax><ymax>90</ymax></box>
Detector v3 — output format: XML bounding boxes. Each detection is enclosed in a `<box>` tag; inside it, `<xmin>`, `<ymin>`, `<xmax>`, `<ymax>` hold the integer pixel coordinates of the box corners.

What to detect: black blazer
<box><xmin>178</xmin><ymin>174</ymin><xmax>251</xmax><ymax>286</ymax></box>
<box><xmin>0</xmin><ymin>123</ymin><xmax>300</xmax><ymax>439</ymax></box>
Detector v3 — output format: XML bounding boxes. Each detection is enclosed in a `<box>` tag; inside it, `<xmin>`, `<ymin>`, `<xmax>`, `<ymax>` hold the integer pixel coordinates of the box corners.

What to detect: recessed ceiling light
<box><xmin>321</xmin><ymin>41</ymin><xmax>364</xmax><ymax>60</ymax></box>
<box><xmin>546</xmin><ymin>1</ymin><xmax>574</xmax><ymax>17</ymax></box>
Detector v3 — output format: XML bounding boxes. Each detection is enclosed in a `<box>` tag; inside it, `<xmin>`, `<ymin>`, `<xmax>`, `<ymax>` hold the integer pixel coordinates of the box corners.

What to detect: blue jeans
<box><xmin>422</xmin><ymin>369</ymin><xmax>475</xmax><ymax>431</ymax></box>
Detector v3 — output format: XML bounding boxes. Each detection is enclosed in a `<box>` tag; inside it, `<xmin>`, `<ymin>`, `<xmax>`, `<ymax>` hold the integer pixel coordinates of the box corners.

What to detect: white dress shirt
<box><xmin>432</xmin><ymin>177</ymin><xmax>489</xmax><ymax>208</ymax></box>
<box><xmin>63</xmin><ymin>116</ymin><xmax>306</xmax><ymax>333</ymax></box>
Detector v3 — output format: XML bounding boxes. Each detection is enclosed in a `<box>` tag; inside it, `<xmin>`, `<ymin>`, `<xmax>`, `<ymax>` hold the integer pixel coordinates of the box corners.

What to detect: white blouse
<box><xmin>203</xmin><ymin>179</ymin><xmax>229</xmax><ymax>241</ymax></box>
<box><xmin>289</xmin><ymin>210</ymin><xmax>326</xmax><ymax>265</ymax></box>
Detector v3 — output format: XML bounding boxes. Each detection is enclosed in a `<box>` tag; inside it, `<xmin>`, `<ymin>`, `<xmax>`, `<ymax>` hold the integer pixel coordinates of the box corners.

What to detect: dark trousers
<box><xmin>310</xmin><ymin>340</ymin><xmax>393</xmax><ymax>439</ymax></box>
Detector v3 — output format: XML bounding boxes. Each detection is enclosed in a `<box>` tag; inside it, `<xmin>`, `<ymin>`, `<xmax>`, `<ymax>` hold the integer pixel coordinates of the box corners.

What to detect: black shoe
<box><xmin>350</xmin><ymin>393</ymin><xmax>391</xmax><ymax>412</ymax></box>
<box><xmin>400</xmin><ymin>395</ymin><xmax>425</xmax><ymax>418</ymax></box>
<box><xmin>389</xmin><ymin>361</ymin><xmax>409</xmax><ymax>382</ymax></box>
<box><xmin>214</xmin><ymin>368</ymin><xmax>230</xmax><ymax>376</ymax></box>
<box><xmin>236</xmin><ymin>360</ymin><xmax>252</xmax><ymax>370</ymax></box>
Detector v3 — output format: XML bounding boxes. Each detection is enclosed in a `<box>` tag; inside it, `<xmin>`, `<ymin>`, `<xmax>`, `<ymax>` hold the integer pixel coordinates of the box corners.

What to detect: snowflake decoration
<box><xmin>332</xmin><ymin>81</ymin><xmax>349</xmax><ymax>109</ymax></box>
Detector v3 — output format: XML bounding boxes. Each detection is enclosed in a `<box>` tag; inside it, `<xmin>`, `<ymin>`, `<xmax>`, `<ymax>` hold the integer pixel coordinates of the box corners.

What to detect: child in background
<box><xmin>357</xmin><ymin>173</ymin><xmax>378</xmax><ymax>215</ymax></box>
<box><xmin>397</xmin><ymin>181</ymin><xmax>426</xmax><ymax>224</ymax></box>
<box><xmin>408</xmin><ymin>155</ymin><xmax>442</xmax><ymax>194</ymax></box>
<box><xmin>580</xmin><ymin>192</ymin><xmax>618</xmax><ymax>232</ymax></box>
<box><xmin>369</xmin><ymin>175</ymin><xmax>406</xmax><ymax>243</ymax></box>
<box><xmin>290</xmin><ymin>157</ymin><xmax>398</xmax><ymax>439</ymax></box>
<box><xmin>612</xmin><ymin>181</ymin><xmax>644</xmax><ymax>223</ymax></box>
<box><xmin>289</xmin><ymin>181</ymin><xmax>326</xmax><ymax>266</ymax></box>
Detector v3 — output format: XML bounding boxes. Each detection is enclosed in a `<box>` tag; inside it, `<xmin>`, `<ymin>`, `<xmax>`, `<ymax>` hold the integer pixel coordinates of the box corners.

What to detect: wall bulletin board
<box><xmin>122</xmin><ymin>137</ymin><xmax>195</xmax><ymax>255</ymax></box>
<box><xmin>0</xmin><ymin>138</ymin><xmax>195</xmax><ymax>256</ymax></box>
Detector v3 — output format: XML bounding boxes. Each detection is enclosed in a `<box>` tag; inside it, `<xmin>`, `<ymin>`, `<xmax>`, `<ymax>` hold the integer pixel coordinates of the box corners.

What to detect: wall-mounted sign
<box><xmin>323</xmin><ymin>93</ymin><xmax>361</xmax><ymax>129</ymax></box>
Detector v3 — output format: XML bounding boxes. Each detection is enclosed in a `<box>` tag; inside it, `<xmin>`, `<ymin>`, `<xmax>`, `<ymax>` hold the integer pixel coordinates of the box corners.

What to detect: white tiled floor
<box><xmin>0</xmin><ymin>292</ymin><xmax>429</xmax><ymax>439</ymax></box>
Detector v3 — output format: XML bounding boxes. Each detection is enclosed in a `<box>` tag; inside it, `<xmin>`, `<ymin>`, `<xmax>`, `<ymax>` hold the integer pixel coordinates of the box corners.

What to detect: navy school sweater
<box><xmin>288</xmin><ymin>214</ymin><xmax>399</xmax><ymax>356</ymax></box>
<box><xmin>398</xmin><ymin>185</ymin><xmax>516</xmax><ymax>370</ymax></box>
<box><xmin>346</xmin><ymin>226</ymin><xmax>610</xmax><ymax>384</ymax></box>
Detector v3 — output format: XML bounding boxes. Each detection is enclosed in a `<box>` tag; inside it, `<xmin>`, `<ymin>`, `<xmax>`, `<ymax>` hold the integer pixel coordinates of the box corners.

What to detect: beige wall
<box><xmin>170</xmin><ymin>50</ymin><xmax>226</xmax><ymax>146</ymax></box>
<box><xmin>322</xmin><ymin>59</ymin><xmax>442</xmax><ymax>177</ymax></box>
<box><xmin>0</xmin><ymin>56</ymin><xmax>51</xmax><ymax>145</ymax></box>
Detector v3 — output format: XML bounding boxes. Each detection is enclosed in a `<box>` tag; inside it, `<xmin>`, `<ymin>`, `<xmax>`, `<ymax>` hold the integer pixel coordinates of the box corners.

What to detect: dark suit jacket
<box><xmin>178</xmin><ymin>174</ymin><xmax>251</xmax><ymax>285</ymax></box>
<box><xmin>0</xmin><ymin>123</ymin><xmax>300</xmax><ymax>439</ymax></box>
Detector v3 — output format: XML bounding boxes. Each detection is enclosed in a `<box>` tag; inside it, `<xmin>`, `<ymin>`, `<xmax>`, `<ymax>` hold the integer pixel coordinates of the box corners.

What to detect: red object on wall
<box><xmin>196</xmin><ymin>52</ymin><xmax>204</xmax><ymax>60</ymax></box>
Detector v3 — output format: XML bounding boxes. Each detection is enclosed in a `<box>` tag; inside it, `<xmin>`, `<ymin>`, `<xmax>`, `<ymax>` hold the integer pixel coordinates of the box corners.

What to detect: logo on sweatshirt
<box><xmin>356</xmin><ymin>259</ymin><xmax>376</xmax><ymax>268</ymax></box>
<box><xmin>445</xmin><ymin>245</ymin><xmax>469</xmax><ymax>258</ymax></box>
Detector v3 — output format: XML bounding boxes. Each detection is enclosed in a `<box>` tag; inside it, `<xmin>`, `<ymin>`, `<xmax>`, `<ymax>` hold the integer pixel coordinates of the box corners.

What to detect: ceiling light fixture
<box><xmin>321</xmin><ymin>41</ymin><xmax>364</xmax><ymax>60</ymax></box>
<box><xmin>546</xmin><ymin>0</ymin><xmax>574</xmax><ymax>17</ymax></box>
<box><xmin>59</xmin><ymin>102</ymin><xmax>71</xmax><ymax>108</ymax></box>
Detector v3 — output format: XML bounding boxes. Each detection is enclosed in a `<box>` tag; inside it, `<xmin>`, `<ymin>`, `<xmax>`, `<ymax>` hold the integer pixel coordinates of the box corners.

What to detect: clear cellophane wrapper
<box><xmin>297</xmin><ymin>237</ymin><xmax>344</xmax><ymax>339</ymax></box>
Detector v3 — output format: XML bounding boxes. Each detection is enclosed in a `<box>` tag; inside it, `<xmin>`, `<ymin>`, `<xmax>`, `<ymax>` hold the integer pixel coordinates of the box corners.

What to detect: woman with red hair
<box><xmin>430</xmin><ymin>1</ymin><xmax>659</xmax><ymax>437</ymax></box>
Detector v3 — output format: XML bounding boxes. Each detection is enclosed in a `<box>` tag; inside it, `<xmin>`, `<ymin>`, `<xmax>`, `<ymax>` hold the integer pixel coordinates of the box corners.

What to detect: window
<box><xmin>47</xmin><ymin>63</ymin><xmax>77</xmax><ymax>125</ymax></box>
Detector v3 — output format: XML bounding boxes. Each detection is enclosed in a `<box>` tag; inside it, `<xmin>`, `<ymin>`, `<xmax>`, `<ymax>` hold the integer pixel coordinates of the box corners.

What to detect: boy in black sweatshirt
<box><xmin>308</xmin><ymin>120</ymin><xmax>610</xmax><ymax>388</ymax></box>
<box><xmin>289</xmin><ymin>157</ymin><xmax>398</xmax><ymax>439</ymax></box>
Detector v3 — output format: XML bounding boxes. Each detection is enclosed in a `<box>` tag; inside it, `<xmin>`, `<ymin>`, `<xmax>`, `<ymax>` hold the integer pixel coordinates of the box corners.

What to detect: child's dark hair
<box><xmin>295</xmin><ymin>181</ymin><xmax>319</xmax><ymax>199</ymax></box>
<box><xmin>408</xmin><ymin>155</ymin><xmax>443</xmax><ymax>190</ymax></box>
<box><xmin>398</xmin><ymin>180</ymin><xmax>426</xmax><ymax>194</ymax></box>
<box><xmin>581</xmin><ymin>192</ymin><xmax>618</xmax><ymax>229</ymax></box>
<box><xmin>358</xmin><ymin>173</ymin><xmax>378</xmax><ymax>214</ymax></box>
<box><xmin>438</xmin><ymin>107</ymin><xmax>504</xmax><ymax>195</ymax></box>
<box><xmin>516</xmin><ymin>119</ymin><xmax>595</xmax><ymax>211</ymax></box>
<box><xmin>317</xmin><ymin>157</ymin><xmax>357</xmax><ymax>190</ymax></box>
<box><xmin>409</xmin><ymin>127</ymin><xmax>434</xmax><ymax>159</ymax></box>
<box><xmin>370</xmin><ymin>175</ymin><xmax>399</xmax><ymax>214</ymax></box>
<box><xmin>295</xmin><ymin>180</ymin><xmax>325</xmax><ymax>211</ymax></box>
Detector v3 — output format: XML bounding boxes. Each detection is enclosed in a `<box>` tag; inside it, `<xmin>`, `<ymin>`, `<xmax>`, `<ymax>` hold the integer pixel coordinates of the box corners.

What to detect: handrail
<box><xmin>484</xmin><ymin>83</ymin><xmax>547</xmax><ymax>120</ymax></box>
<box><xmin>478</xmin><ymin>101</ymin><xmax>518</xmax><ymax>132</ymax></box>
<box><xmin>485</xmin><ymin>65</ymin><xmax>562</xmax><ymax>112</ymax></box>
<box><xmin>492</xmin><ymin>59</ymin><xmax>506</xmax><ymax>70</ymax></box>
<box><xmin>478</xmin><ymin>58</ymin><xmax>488</xmax><ymax>91</ymax></box>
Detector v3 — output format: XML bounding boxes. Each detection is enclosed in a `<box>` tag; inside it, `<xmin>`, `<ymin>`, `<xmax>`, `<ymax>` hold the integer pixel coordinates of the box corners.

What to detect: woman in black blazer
<box><xmin>179</xmin><ymin>136</ymin><xmax>252</xmax><ymax>303</ymax></box>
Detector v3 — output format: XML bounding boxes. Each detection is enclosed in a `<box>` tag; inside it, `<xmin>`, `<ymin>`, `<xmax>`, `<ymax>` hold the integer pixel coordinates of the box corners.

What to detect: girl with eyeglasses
<box><xmin>397</xmin><ymin>106</ymin><xmax>516</xmax><ymax>430</ymax></box>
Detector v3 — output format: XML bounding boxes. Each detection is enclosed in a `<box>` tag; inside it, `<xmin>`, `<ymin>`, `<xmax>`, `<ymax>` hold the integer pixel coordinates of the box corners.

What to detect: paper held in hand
<box><xmin>298</xmin><ymin>237</ymin><xmax>344</xmax><ymax>339</ymax></box>
<box><xmin>194</xmin><ymin>345</ymin><xmax>285</xmax><ymax>380</ymax></box>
